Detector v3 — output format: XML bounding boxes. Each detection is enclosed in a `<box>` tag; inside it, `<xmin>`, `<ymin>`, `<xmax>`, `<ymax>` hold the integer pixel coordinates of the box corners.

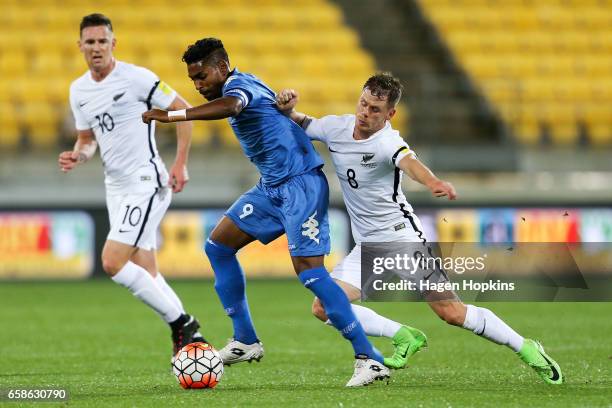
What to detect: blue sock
<box><xmin>299</xmin><ymin>267</ymin><xmax>383</xmax><ymax>363</ymax></box>
<box><xmin>204</xmin><ymin>239</ymin><xmax>258</xmax><ymax>344</ymax></box>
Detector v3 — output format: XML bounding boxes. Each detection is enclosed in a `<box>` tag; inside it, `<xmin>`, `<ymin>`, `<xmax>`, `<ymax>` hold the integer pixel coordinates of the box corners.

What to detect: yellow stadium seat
<box><xmin>464</xmin><ymin>57</ymin><xmax>500</xmax><ymax>78</ymax></box>
<box><xmin>588</xmin><ymin>124</ymin><xmax>612</xmax><ymax>145</ymax></box>
<box><xmin>3</xmin><ymin>8</ymin><xmax>33</xmax><ymax>28</ymax></box>
<box><xmin>191</xmin><ymin>122</ymin><xmax>214</xmax><ymax>147</ymax></box>
<box><xmin>41</xmin><ymin>10</ymin><xmax>77</xmax><ymax>31</ymax></box>
<box><xmin>246</xmin><ymin>55</ymin><xmax>290</xmax><ymax>79</ymax></box>
<box><xmin>588</xmin><ymin>122</ymin><xmax>612</xmax><ymax>146</ymax></box>
<box><xmin>446</xmin><ymin>32</ymin><xmax>482</xmax><ymax>54</ymax></box>
<box><xmin>218</xmin><ymin>121</ymin><xmax>240</xmax><ymax>147</ymax></box>
<box><xmin>0</xmin><ymin>80</ymin><xmax>12</xmax><ymax>102</ymax></box>
<box><xmin>0</xmin><ymin>102</ymin><xmax>21</xmax><ymax>148</ymax></box>
<box><xmin>549</xmin><ymin>123</ymin><xmax>578</xmax><ymax>145</ymax></box>
<box><xmin>0</xmin><ymin>31</ymin><xmax>27</xmax><ymax>54</ymax></box>
<box><xmin>482</xmin><ymin>82</ymin><xmax>518</xmax><ymax>103</ymax></box>
<box><xmin>421</xmin><ymin>0</ymin><xmax>612</xmax><ymax>145</ymax></box>
<box><xmin>294</xmin><ymin>5</ymin><xmax>343</xmax><ymax>29</ymax></box>
<box><xmin>1</xmin><ymin>0</ymin><xmax>381</xmax><ymax>149</ymax></box>
<box><xmin>296</xmin><ymin>57</ymin><xmax>327</xmax><ymax>79</ymax></box>
<box><xmin>66</xmin><ymin>52</ymin><xmax>90</xmax><ymax>78</ymax></box>
<box><xmin>0</xmin><ymin>52</ymin><xmax>27</xmax><ymax>78</ymax></box>
<box><xmin>391</xmin><ymin>106</ymin><xmax>410</xmax><ymax>137</ymax></box>
<box><xmin>19</xmin><ymin>103</ymin><xmax>59</xmax><ymax>148</ymax></box>
<box><xmin>12</xmin><ymin>80</ymin><xmax>55</xmax><ymax>104</ymax></box>
<box><xmin>255</xmin><ymin>8</ymin><xmax>298</xmax><ymax>30</ymax></box>
<box><xmin>31</xmin><ymin>53</ymin><xmax>65</xmax><ymax>75</ymax></box>
<box><xmin>216</xmin><ymin>9</ymin><xmax>261</xmax><ymax>31</ymax></box>
<box><xmin>592</xmin><ymin>80</ymin><xmax>612</xmax><ymax>102</ymax></box>
<box><xmin>507</xmin><ymin>9</ymin><xmax>539</xmax><ymax>30</ymax></box>
<box><xmin>514</xmin><ymin>119</ymin><xmax>541</xmax><ymax>145</ymax></box>
<box><xmin>581</xmin><ymin>104</ymin><xmax>611</xmax><ymax>127</ymax></box>
<box><xmin>575</xmin><ymin>8</ymin><xmax>610</xmax><ymax>29</ymax></box>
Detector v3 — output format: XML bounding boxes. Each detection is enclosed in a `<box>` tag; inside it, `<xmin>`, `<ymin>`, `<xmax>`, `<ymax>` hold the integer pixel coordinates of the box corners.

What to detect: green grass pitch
<box><xmin>1</xmin><ymin>280</ymin><xmax>610</xmax><ymax>407</ymax></box>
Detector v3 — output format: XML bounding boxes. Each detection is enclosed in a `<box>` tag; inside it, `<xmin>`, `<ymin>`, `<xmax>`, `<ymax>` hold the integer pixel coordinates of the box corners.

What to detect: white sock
<box><xmin>111</xmin><ymin>261</ymin><xmax>182</xmax><ymax>323</ymax></box>
<box><xmin>325</xmin><ymin>304</ymin><xmax>402</xmax><ymax>338</ymax></box>
<box><xmin>462</xmin><ymin>304</ymin><xmax>524</xmax><ymax>352</ymax></box>
<box><xmin>154</xmin><ymin>273</ymin><xmax>186</xmax><ymax>314</ymax></box>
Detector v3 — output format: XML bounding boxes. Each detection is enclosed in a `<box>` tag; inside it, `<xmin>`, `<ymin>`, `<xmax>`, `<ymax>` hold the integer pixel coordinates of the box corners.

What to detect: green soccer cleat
<box><xmin>383</xmin><ymin>325</ymin><xmax>428</xmax><ymax>369</ymax></box>
<box><xmin>517</xmin><ymin>339</ymin><xmax>563</xmax><ymax>385</ymax></box>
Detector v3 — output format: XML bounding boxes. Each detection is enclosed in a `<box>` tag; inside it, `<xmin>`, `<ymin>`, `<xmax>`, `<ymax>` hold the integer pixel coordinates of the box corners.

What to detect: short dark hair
<box><xmin>182</xmin><ymin>38</ymin><xmax>229</xmax><ymax>66</ymax></box>
<box><xmin>363</xmin><ymin>72</ymin><xmax>403</xmax><ymax>107</ymax></box>
<box><xmin>80</xmin><ymin>13</ymin><xmax>113</xmax><ymax>36</ymax></box>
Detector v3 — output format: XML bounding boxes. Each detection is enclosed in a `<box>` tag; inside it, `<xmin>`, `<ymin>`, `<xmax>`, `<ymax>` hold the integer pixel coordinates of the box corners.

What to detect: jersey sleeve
<box><xmin>69</xmin><ymin>85</ymin><xmax>90</xmax><ymax>131</ymax></box>
<box><xmin>222</xmin><ymin>75</ymin><xmax>253</xmax><ymax>109</ymax></box>
<box><xmin>381</xmin><ymin>134</ymin><xmax>417</xmax><ymax>167</ymax></box>
<box><xmin>303</xmin><ymin>115</ymin><xmax>340</xmax><ymax>144</ymax></box>
<box><xmin>132</xmin><ymin>66</ymin><xmax>177</xmax><ymax>109</ymax></box>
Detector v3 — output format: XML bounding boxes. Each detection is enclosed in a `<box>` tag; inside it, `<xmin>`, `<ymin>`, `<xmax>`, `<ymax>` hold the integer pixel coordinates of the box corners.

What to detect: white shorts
<box><xmin>333</xmin><ymin>213</ymin><xmax>428</xmax><ymax>291</ymax></box>
<box><xmin>331</xmin><ymin>235</ymin><xmax>439</xmax><ymax>292</ymax></box>
<box><xmin>106</xmin><ymin>187</ymin><xmax>171</xmax><ymax>251</ymax></box>
<box><xmin>330</xmin><ymin>244</ymin><xmax>363</xmax><ymax>290</ymax></box>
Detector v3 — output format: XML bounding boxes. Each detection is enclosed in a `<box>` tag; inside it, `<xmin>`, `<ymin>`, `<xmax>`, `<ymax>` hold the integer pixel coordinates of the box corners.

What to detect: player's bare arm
<box><xmin>165</xmin><ymin>94</ymin><xmax>193</xmax><ymax>193</ymax></box>
<box><xmin>142</xmin><ymin>96</ymin><xmax>243</xmax><ymax>124</ymax></box>
<box><xmin>58</xmin><ymin>129</ymin><xmax>97</xmax><ymax>173</ymax></box>
<box><xmin>397</xmin><ymin>155</ymin><xmax>457</xmax><ymax>200</ymax></box>
<box><xmin>276</xmin><ymin>88</ymin><xmax>311</xmax><ymax>126</ymax></box>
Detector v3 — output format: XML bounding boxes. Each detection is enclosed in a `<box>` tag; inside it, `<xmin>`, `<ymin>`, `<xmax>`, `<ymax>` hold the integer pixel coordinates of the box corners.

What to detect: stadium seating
<box><xmin>0</xmin><ymin>1</ymin><xmax>376</xmax><ymax>149</ymax></box>
<box><xmin>419</xmin><ymin>0</ymin><xmax>612</xmax><ymax>145</ymax></box>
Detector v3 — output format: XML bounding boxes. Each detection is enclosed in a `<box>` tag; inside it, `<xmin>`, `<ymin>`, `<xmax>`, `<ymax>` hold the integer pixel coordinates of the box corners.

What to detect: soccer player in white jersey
<box><xmin>276</xmin><ymin>72</ymin><xmax>563</xmax><ymax>385</ymax></box>
<box><xmin>58</xmin><ymin>14</ymin><xmax>206</xmax><ymax>356</ymax></box>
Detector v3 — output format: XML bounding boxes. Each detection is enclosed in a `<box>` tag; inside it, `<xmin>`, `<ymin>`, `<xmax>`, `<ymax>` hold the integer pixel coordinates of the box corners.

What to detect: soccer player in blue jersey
<box><xmin>142</xmin><ymin>38</ymin><xmax>389</xmax><ymax>386</ymax></box>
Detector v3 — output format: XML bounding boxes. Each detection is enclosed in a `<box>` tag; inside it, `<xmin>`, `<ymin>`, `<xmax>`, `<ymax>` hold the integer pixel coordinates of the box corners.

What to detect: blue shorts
<box><xmin>225</xmin><ymin>168</ymin><xmax>331</xmax><ymax>257</ymax></box>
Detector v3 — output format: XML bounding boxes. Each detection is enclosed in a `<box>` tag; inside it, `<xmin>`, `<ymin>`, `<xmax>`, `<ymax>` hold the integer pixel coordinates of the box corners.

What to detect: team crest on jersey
<box><xmin>301</xmin><ymin>211</ymin><xmax>320</xmax><ymax>244</ymax></box>
<box><xmin>361</xmin><ymin>153</ymin><xmax>377</xmax><ymax>168</ymax></box>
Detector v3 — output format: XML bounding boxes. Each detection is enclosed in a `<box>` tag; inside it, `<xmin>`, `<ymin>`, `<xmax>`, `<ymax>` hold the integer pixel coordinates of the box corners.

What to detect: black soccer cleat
<box><xmin>170</xmin><ymin>314</ymin><xmax>203</xmax><ymax>356</ymax></box>
<box><xmin>191</xmin><ymin>331</ymin><xmax>208</xmax><ymax>344</ymax></box>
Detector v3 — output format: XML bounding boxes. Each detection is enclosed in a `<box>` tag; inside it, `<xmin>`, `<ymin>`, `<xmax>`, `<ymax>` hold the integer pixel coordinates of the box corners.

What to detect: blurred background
<box><xmin>1</xmin><ymin>0</ymin><xmax>611</xmax><ymax>279</ymax></box>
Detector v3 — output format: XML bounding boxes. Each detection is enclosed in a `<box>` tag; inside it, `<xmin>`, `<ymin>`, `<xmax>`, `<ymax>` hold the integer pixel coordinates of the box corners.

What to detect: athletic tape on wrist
<box><xmin>168</xmin><ymin>109</ymin><xmax>186</xmax><ymax>121</ymax></box>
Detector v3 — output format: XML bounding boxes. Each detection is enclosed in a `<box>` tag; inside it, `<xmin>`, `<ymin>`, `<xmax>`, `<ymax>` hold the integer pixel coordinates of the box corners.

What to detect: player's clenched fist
<box><xmin>169</xmin><ymin>162</ymin><xmax>189</xmax><ymax>193</ymax></box>
<box><xmin>58</xmin><ymin>150</ymin><xmax>85</xmax><ymax>173</ymax></box>
<box><xmin>276</xmin><ymin>89</ymin><xmax>298</xmax><ymax>112</ymax></box>
<box><xmin>142</xmin><ymin>109</ymin><xmax>169</xmax><ymax>124</ymax></box>
<box><xmin>427</xmin><ymin>179</ymin><xmax>457</xmax><ymax>200</ymax></box>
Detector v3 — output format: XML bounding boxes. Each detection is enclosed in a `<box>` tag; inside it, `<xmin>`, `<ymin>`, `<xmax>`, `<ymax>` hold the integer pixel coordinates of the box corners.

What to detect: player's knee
<box><xmin>101</xmin><ymin>254</ymin><xmax>125</xmax><ymax>276</ymax></box>
<box><xmin>441</xmin><ymin>307</ymin><xmax>465</xmax><ymax>326</ymax></box>
<box><xmin>431</xmin><ymin>302</ymin><xmax>464</xmax><ymax>326</ymax></box>
<box><xmin>204</xmin><ymin>239</ymin><xmax>236</xmax><ymax>259</ymax></box>
<box><xmin>311</xmin><ymin>299</ymin><xmax>328</xmax><ymax>322</ymax></box>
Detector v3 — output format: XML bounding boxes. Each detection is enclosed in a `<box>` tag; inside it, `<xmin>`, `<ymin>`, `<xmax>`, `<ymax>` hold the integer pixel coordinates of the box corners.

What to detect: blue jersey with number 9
<box><xmin>222</xmin><ymin>68</ymin><xmax>324</xmax><ymax>186</ymax></box>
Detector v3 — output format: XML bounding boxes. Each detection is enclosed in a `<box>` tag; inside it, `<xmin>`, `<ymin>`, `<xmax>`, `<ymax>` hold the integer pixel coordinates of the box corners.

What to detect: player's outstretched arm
<box><xmin>166</xmin><ymin>94</ymin><xmax>193</xmax><ymax>193</ymax></box>
<box><xmin>58</xmin><ymin>129</ymin><xmax>97</xmax><ymax>173</ymax></box>
<box><xmin>275</xmin><ymin>89</ymin><xmax>311</xmax><ymax>127</ymax></box>
<box><xmin>397</xmin><ymin>155</ymin><xmax>457</xmax><ymax>200</ymax></box>
<box><xmin>142</xmin><ymin>96</ymin><xmax>244</xmax><ymax>124</ymax></box>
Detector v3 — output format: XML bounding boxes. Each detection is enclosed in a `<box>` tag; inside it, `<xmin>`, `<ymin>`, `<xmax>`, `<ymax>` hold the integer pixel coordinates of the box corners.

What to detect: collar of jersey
<box><xmin>88</xmin><ymin>59</ymin><xmax>120</xmax><ymax>85</ymax></box>
<box><xmin>223</xmin><ymin>67</ymin><xmax>239</xmax><ymax>88</ymax></box>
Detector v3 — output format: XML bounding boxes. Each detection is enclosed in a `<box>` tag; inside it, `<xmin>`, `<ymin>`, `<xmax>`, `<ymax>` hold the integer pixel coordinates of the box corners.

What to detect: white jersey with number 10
<box><xmin>69</xmin><ymin>61</ymin><xmax>176</xmax><ymax>194</ymax></box>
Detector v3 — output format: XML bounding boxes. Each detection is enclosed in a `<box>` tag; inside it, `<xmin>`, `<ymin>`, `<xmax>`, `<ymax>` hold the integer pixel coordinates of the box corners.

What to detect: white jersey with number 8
<box><xmin>305</xmin><ymin>114</ymin><xmax>426</xmax><ymax>244</ymax></box>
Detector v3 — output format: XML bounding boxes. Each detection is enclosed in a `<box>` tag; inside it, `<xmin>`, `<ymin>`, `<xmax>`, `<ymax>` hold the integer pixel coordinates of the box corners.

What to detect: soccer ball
<box><xmin>172</xmin><ymin>342</ymin><xmax>224</xmax><ymax>389</ymax></box>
